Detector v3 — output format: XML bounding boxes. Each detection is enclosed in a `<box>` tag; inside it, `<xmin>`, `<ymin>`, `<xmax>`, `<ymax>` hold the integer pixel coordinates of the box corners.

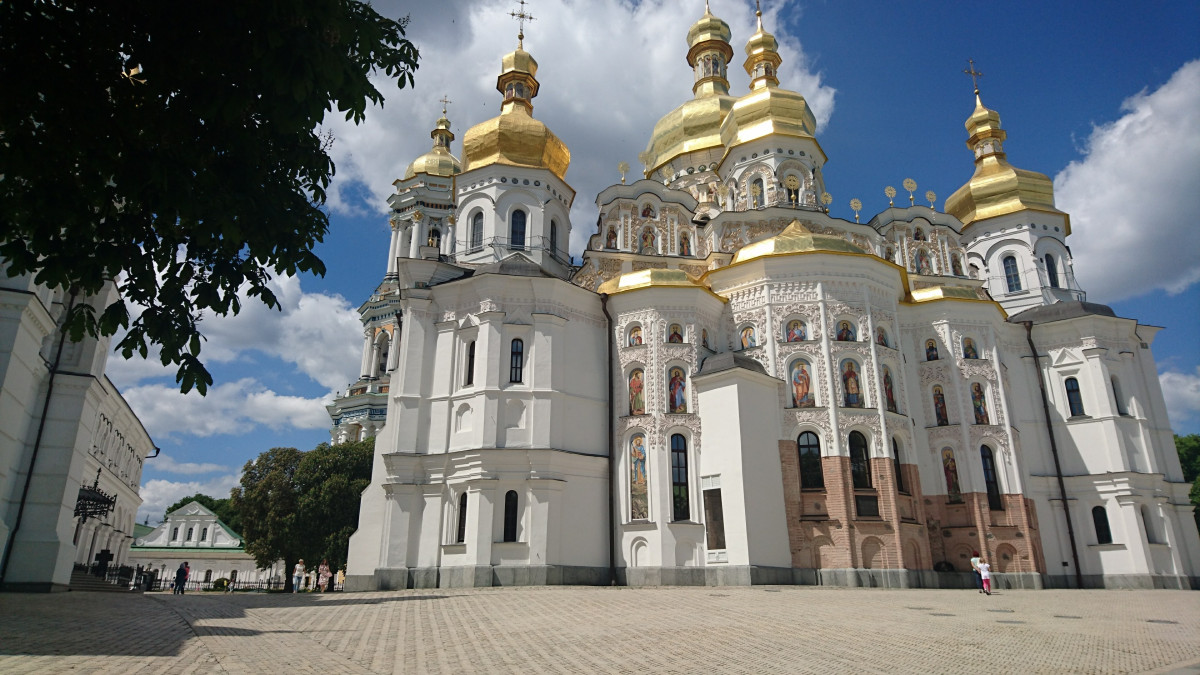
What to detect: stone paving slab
<box><xmin>1</xmin><ymin>586</ymin><xmax>1198</xmax><ymax>674</ymax></box>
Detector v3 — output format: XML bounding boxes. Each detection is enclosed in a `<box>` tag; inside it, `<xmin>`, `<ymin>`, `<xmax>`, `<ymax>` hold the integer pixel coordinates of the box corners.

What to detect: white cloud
<box><xmin>1160</xmin><ymin>366</ymin><xmax>1200</xmax><ymax>431</ymax></box>
<box><xmin>136</xmin><ymin>473</ymin><xmax>241</xmax><ymax>525</ymax></box>
<box><xmin>122</xmin><ymin>378</ymin><xmax>333</xmax><ymax>440</ymax></box>
<box><xmin>321</xmin><ymin>0</ymin><xmax>836</xmax><ymax>258</ymax></box>
<box><xmin>152</xmin><ymin>453</ymin><xmax>229</xmax><ymax>476</ymax></box>
<box><xmin>1055</xmin><ymin>59</ymin><xmax>1200</xmax><ymax>303</ymax></box>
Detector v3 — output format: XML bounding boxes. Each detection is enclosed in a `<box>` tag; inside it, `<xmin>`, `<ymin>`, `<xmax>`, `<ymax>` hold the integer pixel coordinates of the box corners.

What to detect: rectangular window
<box><xmin>671</xmin><ymin>435</ymin><xmax>690</xmax><ymax>521</ymax></box>
<box><xmin>464</xmin><ymin>341</ymin><xmax>476</xmax><ymax>386</ymax></box>
<box><xmin>509</xmin><ymin>339</ymin><xmax>524</xmax><ymax>383</ymax></box>
<box><xmin>855</xmin><ymin>495</ymin><xmax>880</xmax><ymax>518</ymax></box>
<box><xmin>703</xmin><ymin>488</ymin><xmax>726</xmax><ymax>550</ymax></box>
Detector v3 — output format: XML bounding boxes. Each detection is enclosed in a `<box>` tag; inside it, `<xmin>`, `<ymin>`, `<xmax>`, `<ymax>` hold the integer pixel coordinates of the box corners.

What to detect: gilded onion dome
<box><xmin>461</xmin><ymin>38</ymin><xmax>570</xmax><ymax>181</ymax></box>
<box><xmin>719</xmin><ymin>7</ymin><xmax>818</xmax><ymax>153</ymax></box>
<box><xmin>944</xmin><ymin>91</ymin><xmax>1066</xmax><ymax>231</ymax></box>
<box><xmin>596</xmin><ymin>268</ymin><xmax>702</xmax><ymax>295</ymax></box>
<box><xmin>642</xmin><ymin>3</ymin><xmax>737</xmax><ymax>178</ymax></box>
<box><xmin>403</xmin><ymin>111</ymin><xmax>462</xmax><ymax>179</ymax></box>
<box><xmin>732</xmin><ymin>220</ymin><xmax>863</xmax><ymax>264</ymax></box>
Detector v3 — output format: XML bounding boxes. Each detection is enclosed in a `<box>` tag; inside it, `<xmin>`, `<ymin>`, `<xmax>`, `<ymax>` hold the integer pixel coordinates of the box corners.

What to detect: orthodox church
<box><xmin>333</xmin><ymin>5</ymin><xmax>1199</xmax><ymax>591</ymax></box>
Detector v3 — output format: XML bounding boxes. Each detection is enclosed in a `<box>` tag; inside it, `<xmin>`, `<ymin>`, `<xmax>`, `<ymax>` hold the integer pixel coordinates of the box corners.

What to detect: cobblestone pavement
<box><xmin>1</xmin><ymin>586</ymin><xmax>1199</xmax><ymax>674</ymax></box>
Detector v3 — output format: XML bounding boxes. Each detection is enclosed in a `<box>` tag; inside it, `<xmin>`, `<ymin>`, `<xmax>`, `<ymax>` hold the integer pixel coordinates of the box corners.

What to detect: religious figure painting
<box><xmin>668</xmin><ymin>324</ymin><xmax>684</xmax><ymax>343</ymax></box>
<box><xmin>606</xmin><ymin>226</ymin><xmax>618</xmax><ymax>249</ymax></box>
<box><xmin>836</xmin><ymin>320</ymin><xmax>856</xmax><ymax>342</ymax></box>
<box><xmin>701</xmin><ymin>329</ymin><xmax>710</xmax><ymax>350</ymax></box>
<box><xmin>786</xmin><ymin>319</ymin><xmax>806</xmax><ymax>342</ymax></box>
<box><xmin>926</xmin><ymin>339</ymin><xmax>939</xmax><ymax>361</ymax></box>
<box><xmin>883</xmin><ymin>366</ymin><xmax>897</xmax><ymax>413</ymax></box>
<box><xmin>885</xmin><ymin>246</ymin><xmax>895</xmax><ymax>262</ymax></box>
<box><xmin>972</xmin><ymin>382</ymin><xmax>990</xmax><ymax>425</ymax></box>
<box><xmin>629</xmin><ymin>369</ymin><xmax>645</xmax><ymax>415</ymax></box>
<box><xmin>640</xmin><ymin>227</ymin><xmax>656</xmax><ymax>255</ymax></box>
<box><xmin>942</xmin><ymin>447</ymin><xmax>963</xmax><ymax>503</ymax></box>
<box><xmin>740</xmin><ymin>326</ymin><xmax>757</xmax><ymax>349</ymax></box>
<box><xmin>916</xmin><ymin>249</ymin><xmax>933</xmax><ymax>275</ymax></box>
<box><xmin>933</xmin><ymin>385</ymin><xmax>949</xmax><ymax>426</ymax></box>
<box><xmin>791</xmin><ymin>360</ymin><xmax>814</xmax><ymax>408</ymax></box>
<box><xmin>630</xmin><ymin>434</ymin><xmax>648</xmax><ymax>520</ymax></box>
<box><xmin>628</xmin><ymin>325</ymin><xmax>643</xmax><ymax>346</ymax></box>
<box><xmin>963</xmin><ymin>337</ymin><xmax>979</xmax><ymax>360</ymax></box>
<box><xmin>841</xmin><ymin>359</ymin><xmax>863</xmax><ymax>408</ymax></box>
<box><xmin>641</xmin><ymin>203</ymin><xmax>655</xmax><ymax>219</ymax></box>
<box><xmin>913</xmin><ymin>228</ymin><xmax>926</xmax><ymax>241</ymax></box>
<box><xmin>679</xmin><ymin>231</ymin><xmax>692</xmax><ymax>257</ymax></box>
<box><xmin>668</xmin><ymin>367</ymin><xmax>687</xmax><ymax>413</ymax></box>
<box><xmin>876</xmin><ymin>326</ymin><xmax>889</xmax><ymax>348</ymax></box>
<box><xmin>951</xmin><ymin>254</ymin><xmax>965</xmax><ymax>277</ymax></box>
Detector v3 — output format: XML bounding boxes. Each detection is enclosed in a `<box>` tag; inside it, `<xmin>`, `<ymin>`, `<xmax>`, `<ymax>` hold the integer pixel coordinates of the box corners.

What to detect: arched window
<box><xmin>1065</xmin><ymin>377</ymin><xmax>1085</xmax><ymax>417</ymax></box>
<box><xmin>670</xmin><ymin>434</ymin><xmax>690</xmax><ymax>521</ymax></box>
<box><xmin>186</xmin><ymin>527</ymin><xmax>194</xmax><ymax>541</ymax></box>
<box><xmin>550</xmin><ymin>220</ymin><xmax>559</xmax><ymax>256</ymax></box>
<box><xmin>1140</xmin><ymin>505</ymin><xmax>1159</xmax><ymax>544</ymax></box>
<box><xmin>892</xmin><ymin>439</ymin><xmax>906</xmax><ymax>494</ymax></box>
<box><xmin>1003</xmin><ymin>255</ymin><xmax>1022</xmax><ymax>292</ymax></box>
<box><xmin>503</xmin><ymin>491</ymin><xmax>519</xmax><ymax>543</ymax></box>
<box><xmin>797</xmin><ymin>431</ymin><xmax>823</xmax><ymax>489</ymax></box>
<box><xmin>751</xmin><ymin>177</ymin><xmax>765</xmax><ymax>208</ymax></box>
<box><xmin>204</xmin><ymin>569</ymin><xmax>212</xmax><ymax>583</ymax></box>
<box><xmin>509</xmin><ymin>339</ymin><xmax>524</xmax><ymax>383</ymax></box>
<box><xmin>171</xmin><ymin>527</ymin><xmax>179</xmax><ymax>540</ymax></box>
<box><xmin>471</xmin><ymin>212</ymin><xmax>483</xmax><ymax>249</ymax></box>
<box><xmin>1092</xmin><ymin>505</ymin><xmax>1112</xmax><ymax>545</ymax></box>
<box><xmin>456</xmin><ymin>492</ymin><xmax>469</xmax><ymax>544</ymax></box>
<box><xmin>980</xmin><ymin>445</ymin><xmax>1003</xmax><ymax>510</ymax></box>
<box><xmin>849</xmin><ymin>431</ymin><xmax>871</xmax><ymax>489</ymax></box>
<box><xmin>1045</xmin><ymin>253</ymin><xmax>1059</xmax><ymax>288</ymax></box>
<box><xmin>200</xmin><ymin>527</ymin><xmax>208</xmax><ymax>542</ymax></box>
<box><xmin>229</xmin><ymin>569</ymin><xmax>237</xmax><ymax>583</ymax></box>
<box><xmin>1111</xmin><ymin>377</ymin><xmax>1127</xmax><ymax>415</ymax></box>
<box><xmin>511</xmin><ymin>210</ymin><xmax>526</xmax><ymax>250</ymax></box>
<box><xmin>428</xmin><ymin>228</ymin><xmax>441</xmax><ymax>248</ymax></box>
<box><xmin>464</xmin><ymin>341</ymin><xmax>476</xmax><ymax>386</ymax></box>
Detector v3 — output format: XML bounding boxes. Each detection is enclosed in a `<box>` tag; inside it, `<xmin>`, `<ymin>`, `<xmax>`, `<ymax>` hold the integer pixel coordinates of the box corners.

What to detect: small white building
<box><xmin>128</xmin><ymin>501</ymin><xmax>283</xmax><ymax>586</ymax></box>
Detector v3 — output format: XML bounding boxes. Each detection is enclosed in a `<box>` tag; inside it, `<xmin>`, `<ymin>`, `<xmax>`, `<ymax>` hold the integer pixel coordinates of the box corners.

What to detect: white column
<box><xmin>408</xmin><ymin>220</ymin><xmax>423</xmax><ymax>259</ymax></box>
<box><xmin>360</xmin><ymin>329</ymin><xmax>373</xmax><ymax>378</ymax></box>
<box><xmin>386</xmin><ymin>225</ymin><xmax>401</xmax><ymax>276</ymax></box>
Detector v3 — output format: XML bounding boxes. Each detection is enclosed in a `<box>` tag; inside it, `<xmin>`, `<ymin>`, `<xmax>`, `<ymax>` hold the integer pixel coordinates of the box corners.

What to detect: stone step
<box><xmin>70</xmin><ymin>570</ymin><xmax>137</xmax><ymax>592</ymax></box>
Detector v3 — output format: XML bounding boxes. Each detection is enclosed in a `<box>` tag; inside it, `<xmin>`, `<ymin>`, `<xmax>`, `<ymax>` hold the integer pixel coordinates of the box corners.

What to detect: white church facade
<box><xmin>335</xmin><ymin>7</ymin><xmax>1199</xmax><ymax>591</ymax></box>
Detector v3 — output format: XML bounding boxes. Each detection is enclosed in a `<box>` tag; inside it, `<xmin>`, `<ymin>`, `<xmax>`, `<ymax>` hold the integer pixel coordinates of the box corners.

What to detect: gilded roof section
<box><xmin>597</xmin><ymin>268</ymin><xmax>705</xmax><ymax>295</ymax></box>
<box><xmin>732</xmin><ymin>220</ymin><xmax>863</xmax><ymax>264</ymax></box>
<box><xmin>404</xmin><ymin>147</ymin><xmax>462</xmax><ymax>179</ymax></box>
<box><xmin>461</xmin><ymin>100</ymin><xmax>570</xmax><ymax>181</ymax></box>
<box><xmin>719</xmin><ymin>86</ymin><xmax>817</xmax><ymax>150</ymax></box>
<box><xmin>644</xmin><ymin>93</ymin><xmax>737</xmax><ymax>175</ymax></box>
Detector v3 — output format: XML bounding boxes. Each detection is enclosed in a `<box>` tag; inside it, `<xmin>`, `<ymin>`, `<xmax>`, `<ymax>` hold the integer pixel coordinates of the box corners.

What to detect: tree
<box><xmin>0</xmin><ymin>1</ymin><xmax>419</xmax><ymax>393</ymax></box>
<box><xmin>295</xmin><ymin>438</ymin><xmax>374</xmax><ymax>571</ymax></box>
<box><xmin>1175</xmin><ymin>434</ymin><xmax>1200</xmax><ymax>531</ymax></box>
<box><xmin>163</xmin><ymin>493</ymin><xmax>243</xmax><ymax>536</ymax></box>
<box><xmin>230</xmin><ymin>447</ymin><xmax>303</xmax><ymax>590</ymax></box>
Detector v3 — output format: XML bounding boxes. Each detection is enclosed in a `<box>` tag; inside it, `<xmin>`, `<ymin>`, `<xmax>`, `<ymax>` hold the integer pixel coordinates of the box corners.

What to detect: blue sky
<box><xmin>111</xmin><ymin>0</ymin><xmax>1200</xmax><ymax>523</ymax></box>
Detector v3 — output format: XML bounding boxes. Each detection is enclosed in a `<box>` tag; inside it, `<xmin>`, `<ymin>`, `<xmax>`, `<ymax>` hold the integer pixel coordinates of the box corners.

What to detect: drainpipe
<box><xmin>0</xmin><ymin>288</ymin><xmax>79</xmax><ymax>589</ymax></box>
<box><xmin>601</xmin><ymin>294</ymin><xmax>616</xmax><ymax>585</ymax></box>
<box><xmin>1023</xmin><ymin>320</ymin><xmax>1083</xmax><ymax>589</ymax></box>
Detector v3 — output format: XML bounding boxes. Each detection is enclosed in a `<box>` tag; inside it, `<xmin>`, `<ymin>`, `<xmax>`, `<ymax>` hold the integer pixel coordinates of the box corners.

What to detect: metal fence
<box><xmin>151</xmin><ymin>577</ymin><xmax>345</xmax><ymax>593</ymax></box>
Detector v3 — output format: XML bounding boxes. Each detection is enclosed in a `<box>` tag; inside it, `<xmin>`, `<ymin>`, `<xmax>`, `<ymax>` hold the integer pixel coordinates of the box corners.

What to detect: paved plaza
<box><xmin>1</xmin><ymin>585</ymin><xmax>1198</xmax><ymax>674</ymax></box>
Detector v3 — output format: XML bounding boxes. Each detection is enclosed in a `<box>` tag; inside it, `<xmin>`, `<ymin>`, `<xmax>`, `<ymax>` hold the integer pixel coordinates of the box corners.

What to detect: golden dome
<box><xmin>744</xmin><ymin>9</ymin><xmax>780</xmax><ymax>89</ymax></box>
<box><xmin>687</xmin><ymin>4</ymin><xmax>732</xmax><ymax>49</ymax></box>
<box><xmin>597</xmin><ymin>268</ymin><xmax>701</xmax><ymax>295</ymax></box>
<box><xmin>461</xmin><ymin>43</ymin><xmax>570</xmax><ymax>182</ymax></box>
<box><xmin>945</xmin><ymin>93</ymin><xmax>1066</xmax><ymax>230</ymax></box>
<box><xmin>403</xmin><ymin>114</ymin><xmax>461</xmax><ymax>179</ymax></box>
<box><xmin>732</xmin><ymin>220</ymin><xmax>863</xmax><ymax>264</ymax></box>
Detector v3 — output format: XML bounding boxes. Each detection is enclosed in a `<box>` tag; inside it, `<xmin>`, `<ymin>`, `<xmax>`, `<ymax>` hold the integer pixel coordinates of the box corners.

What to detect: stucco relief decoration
<box><xmin>680</xmin><ymin>263</ymin><xmax>707</xmax><ymax>279</ymax></box>
<box><xmin>631</xmin><ymin>261</ymin><xmax>669</xmax><ymax>272</ymax></box>
<box><xmin>787</xmin><ymin>409</ymin><xmax>833</xmax><ymax>440</ymax></box>
<box><xmin>720</xmin><ymin>225</ymin><xmax>745</xmax><ymax>252</ymax></box>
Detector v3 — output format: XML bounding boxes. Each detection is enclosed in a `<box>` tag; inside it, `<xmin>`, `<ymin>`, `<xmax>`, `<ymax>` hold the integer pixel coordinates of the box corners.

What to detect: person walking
<box><xmin>979</xmin><ymin>559</ymin><xmax>993</xmax><ymax>595</ymax></box>
<box><xmin>318</xmin><ymin>559</ymin><xmax>332</xmax><ymax>592</ymax></box>
<box><xmin>970</xmin><ymin>551</ymin><xmax>983</xmax><ymax>593</ymax></box>
<box><xmin>174</xmin><ymin>562</ymin><xmax>188</xmax><ymax>595</ymax></box>
<box><xmin>293</xmin><ymin>559</ymin><xmax>306</xmax><ymax>593</ymax></box>
<box><xmin>336</xmin><ymin>567</ymin><xmax>346</xmax><ymax>591</ymax></box>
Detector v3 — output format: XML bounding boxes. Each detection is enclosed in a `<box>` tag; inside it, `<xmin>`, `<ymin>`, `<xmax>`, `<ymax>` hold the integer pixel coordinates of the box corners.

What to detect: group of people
<box><xmin>291</xmin><ymin>558</ymin><xmax>344</xmax><ymax>593</ymax></box>
<box><xmin>970</xmin><ymin>551</ymin><xmax>993</xmax><ymax>595</ymax></box>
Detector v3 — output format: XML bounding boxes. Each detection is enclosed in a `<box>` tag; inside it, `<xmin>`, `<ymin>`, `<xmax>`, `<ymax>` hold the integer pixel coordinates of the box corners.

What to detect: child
<box><xmin>978</xmin><ymin>559</ymin><xmax>992</xmax><ymax>595</ymax></box>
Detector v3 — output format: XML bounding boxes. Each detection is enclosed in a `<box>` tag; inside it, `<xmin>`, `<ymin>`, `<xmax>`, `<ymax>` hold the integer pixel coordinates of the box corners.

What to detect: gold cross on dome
<box><xmin>439</xmin><ymin>95</ymin><xmax>452</xmax><ymax>114</ymax></box>
<box><xmin>509</xmin><ymin>0</ymin><xmax>535</xmax><ymax>47</ymax></box>
<box><xmin>964</xmin><ymin>58</ymin><xmax>984</xmax><ymax>94</ymax></box>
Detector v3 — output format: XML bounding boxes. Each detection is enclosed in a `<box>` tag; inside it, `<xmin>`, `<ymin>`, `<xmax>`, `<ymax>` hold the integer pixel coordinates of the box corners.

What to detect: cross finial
<box><xmin>964</xmin><ymin>58</ymin><xmax>984</xmax><ymax>94</ymax></box>
<box><xmin>510</xmin><ymin>0</ymin><xmax>535</xmax><ymax>48</ymax></box>
<box><xmin>755</xmin><ymin>0</ymin><xmax>763</xmax><ymax>28</ymax></box>
<box><xmin>439</xmin><ymin>95</ymin><xmax>451</xmax><ymax>115</ymax></box>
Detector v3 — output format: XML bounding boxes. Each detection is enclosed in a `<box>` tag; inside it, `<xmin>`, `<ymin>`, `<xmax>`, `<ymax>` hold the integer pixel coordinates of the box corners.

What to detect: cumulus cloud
<box><xmin>1160</xmin><ymin>366</ymin><xmax>1200</xmax><ymax>431</ymax></box>
<box><xmin>137</xmin><ymin>473</ymin><xmax>241</xmax><ymax>525</ymax></box>
<box><xmin>321</xmin><ymin>0</ymin><xmax>836</xmax><ymax>257</ymax></box>
<box><xmin>1056</xmin><ymin>59</ymin><xmax>1200</xmax><ymax>303</ymax></box>
<box><xmin>152</xmin><ymin>453</ymin><xmax>229</xmax><ymax>476</ymax></box>
<box><xmin>122</xmin><ymin>378</ymin><xmax>333</xmax><ymax>440</ymax></box>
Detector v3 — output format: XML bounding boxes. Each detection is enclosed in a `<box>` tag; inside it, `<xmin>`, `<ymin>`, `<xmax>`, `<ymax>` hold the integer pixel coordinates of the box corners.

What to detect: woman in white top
<box><xmin>292</xmin><ymin>559</ymin><xmax>306</xmax><ymax>593</ymax></box>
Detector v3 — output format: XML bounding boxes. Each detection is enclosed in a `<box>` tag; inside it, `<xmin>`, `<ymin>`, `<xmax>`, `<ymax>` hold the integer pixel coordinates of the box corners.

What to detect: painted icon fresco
<box><xmin>640</xmin><ymin>227</ymin><xmax>655</xmax><ymax>254</ymax></box>
<box><xmin>916</xmin><ymin>249</ymin><xmax>933</xmax><ymax>275</ymax></box>
<box><xmin>963</xmin><ymin>337</ymin><xmax>979</xmax><ymax>359</ymax></box>
<box><xmin>629</xmin><ymin>369</ymin><xmax>645</xmax><ymax>415</ymax></box>
<box><xmin>628</xmin><ymin>325</ymin><xmax>643</xmax><ymax>346</ymax></box>
<box><xmin>933</xmin><ymin>385</ymin><xmax>949</xmax><ymax>426</ymax></box>
<box><xmin>668</xmin><ymin>324</ymin><xmax>684</xmax><ymax>343</ymax></box>
<box><xmin>951</xmin><ymin>254</ymin><xmax>965</xmax><ymax>277</ymax></box>
<box><xmin>925</xmin><ymin>339</ymin><xmax>939</xmax><ymax>361</ymax></box>
<box><xmin>791</xmin><ymin>359</ymin><xmax>814</xmax><ymax>408</ymax></box>
<box><xmin>701</xmin><ymin>329</ymin><xmax>710</xmax><ymax>350</ymax></box>
<box><xmin>876</xmin><ymin>326</ymin><xmax>889</xmax><ymax>347</ymax></box>
<box><xmin>836</xmin><ymin>320</ymin><xmax>856</xmax><ymax>342</ymax></box>
<box><xmin>786</xmin><ymin>319</ymin><xmax>807</xmax><ymax>342</ymax></box>
<box><xmin>972</xmin><ymin>382</ymin><xmax>990</xmax><ymax>425</ymax></box>
<box><xmin>641</xmin><ymin>203</ymin><xmax>655</xmax><ymax>219</ymax></box>
<box><xmin>679</xmin><ymin>231</ymin><xmax>692</xmax><ymax>256</ymax></box>
<box><xmin>883</xmin><ymin>366</ymin><xmax>897</xmax><ymax>413</ymax></box>
<box><xmin>942</xmin><ymin>447</ymin><xmax>963</xmax><ymax>503</ymax></box>
<box><xmin>668</xmin><ymin>367</ymin><xmax>687</xmax><ymax>413</ymax></box>
<box><xmin>841</xmin><ymin>359</ymin><xmax>863</xmax><ymax>408</ymax></box>
<box><xmin>606</xmin><ymin>226</ymin><xmax>618</xmax><ymax>249</ymax></box>
<box><xmin>913</xmin><ymin>228</ymin><xmax>926</xmax><ymax>241</ymax></box>
<box><xmin>630</xmin><ymin>434</ymin><xmax>648</xmax><ymax>520</ymax></box>
<box><xmin>740</xmin><ymin>325</ymin><xmax>757</xmax><ymax>349</ymax></box>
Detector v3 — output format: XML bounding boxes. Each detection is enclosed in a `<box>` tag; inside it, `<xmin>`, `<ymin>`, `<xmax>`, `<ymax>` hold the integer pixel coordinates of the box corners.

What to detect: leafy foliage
<box><xmin>1175</xmin><ymin>434</ymin><xmax>1200</xmax><ymax>531</ymax></box>
<box><xmin>0</xmin><ymin>0</ymin><xmax>419</xmax><ymax>393</ymax></box>
<box><xmin>230</xmin><ymin>447</ymin><xmax>303</xmax><ymax>588</ymax></box>
<box><xmin>163</xmin><ymin>492</ymin><xmax>243</xmax><ymax>536</ymax></box>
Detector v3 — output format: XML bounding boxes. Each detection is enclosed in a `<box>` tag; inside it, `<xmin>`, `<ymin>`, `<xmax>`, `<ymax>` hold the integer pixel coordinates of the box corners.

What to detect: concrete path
<box><xmin>1</xmin><ymin>586</ymin><xmax>1198</xmax><ymax>673</ymax></box>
